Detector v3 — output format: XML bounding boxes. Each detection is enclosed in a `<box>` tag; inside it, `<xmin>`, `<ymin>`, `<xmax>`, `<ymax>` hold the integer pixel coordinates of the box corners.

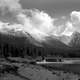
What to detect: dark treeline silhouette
<box><xmin>0</xmin><ymin>33</ymin><xmax>80</xmax><ymax>59</ymax></box>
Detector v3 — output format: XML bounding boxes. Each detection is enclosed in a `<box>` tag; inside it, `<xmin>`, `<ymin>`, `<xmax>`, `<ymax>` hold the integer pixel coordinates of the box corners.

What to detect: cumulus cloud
<box><xmin>71</xmin><ymin>11</ymin><xmax>80</xmax><ymax>33</ymax></box>
<box><xmin>0</xmin><ymin>0</ymin><xmax>80</xmax><ymax>47</ymax></box>
<box><xmin>0</xmin><ymin>0</ymin><xmax>55</xmax><ymax>44</ymax></box>
<box><xmin>0</xmin><ymin>0</ymin><xmax>22</xmax><ymax>14</ymax></box>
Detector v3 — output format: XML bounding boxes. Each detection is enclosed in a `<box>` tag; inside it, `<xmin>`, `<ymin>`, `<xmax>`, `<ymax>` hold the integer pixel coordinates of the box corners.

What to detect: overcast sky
<box><xmin>20</xmin><ymin>0</ymin><xmax>80</xmax><ymax>18</ymax></box>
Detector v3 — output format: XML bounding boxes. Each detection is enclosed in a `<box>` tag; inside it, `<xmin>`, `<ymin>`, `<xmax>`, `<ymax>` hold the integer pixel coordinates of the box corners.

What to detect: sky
<box><xmin>20</xmin><ymin>0</ymin><xmax>80</xmax><ymax>18</ymax></box>
<box><xmin>0</xmin><ymin>0</ymin><xmax>80</xmax><ymax>48</ymax></box>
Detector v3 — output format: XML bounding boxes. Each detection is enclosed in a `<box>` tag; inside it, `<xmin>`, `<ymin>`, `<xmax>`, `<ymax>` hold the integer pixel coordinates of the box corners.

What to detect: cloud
<box><xmin>0</xmin><ymin>0</ymin><xmax>22</xmax><ymax>14</ymax></box>
<box><xmin>16</xmin><ymin>10</ymin><xmax>55</xmax><ymax>42</ymax></box>
<box><xmin>71</xmin><ymin>11</ymin><xmax>80</xmax><ymax>33</ymax></box>
<box><xmin>0</xmin><ymin>0</ymin><xmax>80</xmax><ymax>47</ymax></box>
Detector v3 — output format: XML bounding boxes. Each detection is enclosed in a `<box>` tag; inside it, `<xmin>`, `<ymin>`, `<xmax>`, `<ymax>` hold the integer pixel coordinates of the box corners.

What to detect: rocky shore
<box><xmin>0</xmin><ymin>57</ymin><xmax>79</xmax><ymax>80</ymax></box>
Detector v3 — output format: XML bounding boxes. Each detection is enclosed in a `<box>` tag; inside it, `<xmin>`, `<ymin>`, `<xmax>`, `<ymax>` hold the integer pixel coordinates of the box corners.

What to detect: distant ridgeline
<box><xmin>0</xmin><ymin>33</ymin><xmax>80</xmax><ymax>58</ymax></box>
